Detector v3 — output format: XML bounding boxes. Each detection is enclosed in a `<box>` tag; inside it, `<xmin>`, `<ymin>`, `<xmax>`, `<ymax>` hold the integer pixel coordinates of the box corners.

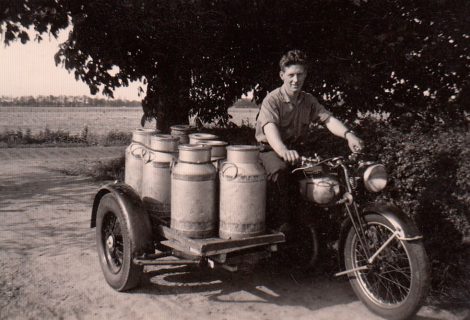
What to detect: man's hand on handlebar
<box><xmin>279</xmin><ymin>149</ymin><xmax>300</xmax><ymax>165</ymax></box>
<box><xmin>346</xmin><ymin>134</ymin><xmax>365</xmax><ymax>153</ymax></box>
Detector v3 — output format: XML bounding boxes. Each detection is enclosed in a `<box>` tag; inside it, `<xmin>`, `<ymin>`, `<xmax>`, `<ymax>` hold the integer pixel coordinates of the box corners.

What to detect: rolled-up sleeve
<box><xmin>310</xmin><ymin>97</ymin><xmax>332</xmax><ymax>123</ymax></box>
<box><xmin>257</xmin><ymin>96</ymin><xmax>280</xmax><ymax>131</ymax></box>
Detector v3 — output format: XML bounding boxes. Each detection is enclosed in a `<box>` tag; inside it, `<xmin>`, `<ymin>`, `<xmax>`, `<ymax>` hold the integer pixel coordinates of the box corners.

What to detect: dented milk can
<box><xmin>125</xmin><ymin>128</ymin><xmax>158</xmax><ymax>195</ymax></box>
<box><xmin>219</xmin><ymin>145</ymin><xmax>266</xmax><ymax>239</ymax></box>
<box><xmin>170</xmin><ymin>125</ymin><xmax>196</xmax><ymax>144</ymax></box>
<box><xmin>171</xmin><ymin>145</ymin><xmax>217</xmax><ymax>238</ymax></box>
<box><xmin>188</xmin><ymin>133</ymin><xmax>219</xmax><ymax>144</ymax></box>
<box><xmin>141</xmin><ymin>134</ymin><xmax>179</xmax><ymax>220</ymax></box>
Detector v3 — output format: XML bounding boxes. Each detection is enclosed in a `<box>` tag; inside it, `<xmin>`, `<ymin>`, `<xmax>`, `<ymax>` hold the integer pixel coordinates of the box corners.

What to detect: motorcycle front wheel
<box><xmin>344</xmin><ymin>214</ymin><xmax>430</xmax><ymax>320</ymax></box>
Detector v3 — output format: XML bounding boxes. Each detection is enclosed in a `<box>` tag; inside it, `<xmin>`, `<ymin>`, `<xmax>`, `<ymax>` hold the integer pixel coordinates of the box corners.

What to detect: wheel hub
<box><xmin>106</xmin><ymin>235</ymin><xmax>115</xmax><ymax>250</ymax></box>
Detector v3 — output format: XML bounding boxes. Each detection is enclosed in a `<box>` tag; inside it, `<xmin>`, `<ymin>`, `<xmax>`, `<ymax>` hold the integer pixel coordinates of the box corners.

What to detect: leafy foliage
<box><xmin>361</xmin><ymin>121</ymin><xmax>470</xmax><ymax>305</ymax></box>
<box><xmin>1</xmin><ymin>1</ymin><xmax>468</xmax><ymax>129</ymax></box>
<box><xmin>306</xmin><ymin>119</ymin><xmax>470</xmax><ymax>244</ymax></box>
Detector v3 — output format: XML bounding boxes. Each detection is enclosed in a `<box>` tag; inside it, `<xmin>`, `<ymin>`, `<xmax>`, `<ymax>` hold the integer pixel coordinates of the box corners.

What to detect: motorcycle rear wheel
<box><xmin>286</xmin><ymin>223</ymin><xmax>319</xmax><ymax>269</ymax></box>
<box><xmin>344</xmin><ymin>214</ymin><xmax>429</xmax><ymax>320</ymax></box>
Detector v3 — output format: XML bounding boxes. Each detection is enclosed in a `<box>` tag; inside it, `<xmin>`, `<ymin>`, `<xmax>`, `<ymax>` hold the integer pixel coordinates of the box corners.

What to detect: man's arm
<box><xmin>324</xmin><ymin>116</ymin><xmax>364</xmax><ymax>152</ymax></box>
<box><xmin>264</xmin><ymin>123</ymin><xmax>300</xmax><ymax>164</ymax></box>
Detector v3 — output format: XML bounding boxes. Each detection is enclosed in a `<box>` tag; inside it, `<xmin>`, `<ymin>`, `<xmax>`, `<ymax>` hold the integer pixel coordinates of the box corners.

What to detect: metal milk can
<box><xmin>124</xmin><ymin>128</ymin><xmax>158</xmax><ymax>195</ymax></box>
<box><xmin>188</xmin><ymin>133</ymin><xmax>219</xmax><ymax>144</ymax></box>
<box><xmin>131</xmin><ymin>128</ymin><xmax>159</xmax><ymax>146</ymax></box>
<box><xmin>170</xmin><ymin>125</ymin><xmax>196</xmax><ymax>144</ymax></box>
<box><xmin>142</xmin><ymin>134</ymin><xmax>179</xmax><ymax>220</ymax></box>
<box><xmin>219</xmin><ymin>145</ymin><xmax>266</xmax><ymax>239</ymax></box>
<box><xmin>199</xmin><ymin>140</ymin><xmax>228</xmax><ymax>170</ymax></box>
<box><xmin>171</xmin><ymin>145</ymin><xmax>217</xmax><ymax>238</ymax></box>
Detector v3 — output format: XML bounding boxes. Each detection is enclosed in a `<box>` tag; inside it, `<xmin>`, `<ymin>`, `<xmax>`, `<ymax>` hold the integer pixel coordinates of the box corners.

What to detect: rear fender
<box><xmin>337</xmin><ymin>202</ymin><xmax>422</xmax><ymax>271</ymax></box>
<box><xmin>91</xmin><ymin>182</ymin><xmax>154</xmax><ymax>254</ymax></box>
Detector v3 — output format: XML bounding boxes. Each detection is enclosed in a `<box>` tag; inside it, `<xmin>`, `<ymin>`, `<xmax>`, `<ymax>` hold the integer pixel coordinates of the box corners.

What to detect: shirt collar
<box><xmin>280</xmin><ymin>85</ymin><xmax>305</xmax><ymax>104</ymax></box>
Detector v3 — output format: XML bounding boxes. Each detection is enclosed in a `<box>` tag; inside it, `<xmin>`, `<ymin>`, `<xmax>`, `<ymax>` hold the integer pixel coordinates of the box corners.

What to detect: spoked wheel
<box><xmin>344</xmin><ymin>214</ymin><xmax>430</xmax><ymax>320</ymax></box>
<box><xmin>96</xmin><ymin>194</ymin><xmax>143</xmax><ymax>291</ymax></box>
<box><xmin>102</xmin><ymin>211</ymin><xmax>124</xmax><ymax>273</ymax></box>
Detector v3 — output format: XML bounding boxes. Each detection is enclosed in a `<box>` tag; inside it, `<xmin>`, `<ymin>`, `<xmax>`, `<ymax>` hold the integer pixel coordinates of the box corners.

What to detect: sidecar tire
<box><xmin>96</xmin><ymin>194</ymin><xmax>143</xmax><ymax>291</ymax></box>
<box><xmin>344</xmin><ymin>214</ymin><xmax>430</xmax><ymax>320</ymax></box>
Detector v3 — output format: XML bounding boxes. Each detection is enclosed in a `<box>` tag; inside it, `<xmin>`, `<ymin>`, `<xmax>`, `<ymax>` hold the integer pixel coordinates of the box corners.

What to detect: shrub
<box><xmin>297</xmin><ymin>119</ymin><xmax>469</xmax><ymax>304</ymax></box>
<box><xmin>355</xmin><ymin>120</ymin><xmax>469</xmax><ymax>304</ymax></box>
<box><xmin>0</xmin><ymin>127</ymin><xmax>131</xmax><ymax>147</ymax></box>
<box><xmin>99</xmin><ymin>130</ymin><xmax>132</xmax><ymax>146</ymax></box>
<box><xmin>62</xmin><ymin>156</ymin><xmax>125</xmax><ymax>181</ymax></box>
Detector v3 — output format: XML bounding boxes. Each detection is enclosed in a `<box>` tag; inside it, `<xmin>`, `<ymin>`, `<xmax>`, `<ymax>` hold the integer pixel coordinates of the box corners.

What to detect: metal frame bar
<box><xmin>367</xmin><ymin>231</ymin><xmax>399</xmax><ymax>264</ymax></box>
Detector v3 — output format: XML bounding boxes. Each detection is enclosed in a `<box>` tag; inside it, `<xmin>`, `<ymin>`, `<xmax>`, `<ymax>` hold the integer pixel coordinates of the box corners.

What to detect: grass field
<box><xmin>0</xmin><ymin>106</ymin><xmax>155</xmax><ymax>135</ymax></box>
<box><xmin>0</xmin><ymin>106</ymin><xmax>259</xmax><ymax>135</ymax></box>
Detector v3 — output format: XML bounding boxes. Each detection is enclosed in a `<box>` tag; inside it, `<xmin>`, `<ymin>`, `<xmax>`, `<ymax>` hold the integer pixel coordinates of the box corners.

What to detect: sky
<box><xmin>0</xmin><ymin>30</ymin><xmax>143</xmax><ymax>100</ymax></box>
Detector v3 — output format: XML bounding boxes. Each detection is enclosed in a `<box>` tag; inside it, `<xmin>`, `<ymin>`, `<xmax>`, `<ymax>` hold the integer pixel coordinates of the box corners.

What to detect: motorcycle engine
<box><xmin>298</xmin><ymin>174</ymin><xmax>341</xmax><ymax>206</ymax></box>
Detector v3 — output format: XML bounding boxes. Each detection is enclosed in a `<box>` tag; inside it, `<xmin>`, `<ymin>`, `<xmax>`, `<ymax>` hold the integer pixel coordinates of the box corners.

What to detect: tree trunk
<box><xmin>142</xmin><ymin>60</ymin><xmax>191</xmax><ymax>132</ymax></box>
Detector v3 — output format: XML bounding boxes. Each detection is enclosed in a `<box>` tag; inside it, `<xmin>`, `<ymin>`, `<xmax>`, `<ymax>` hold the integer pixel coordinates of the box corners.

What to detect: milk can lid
<box><xmin>151</xmin><ymin>133</ymin><xmax>179</xmax><ymax>141</ymax></box>
<box><xmin>226</xmin><ymin>145</ymin><xmax>259</xmax><ymax>151</ymax></box>
<box><xmin>170</xmin><ymin>124</ymin><xmax>196</xmax><ymax>132</ymax></box>
<box><xmin>199</xmin><ymin>140</ymin><xmax>228</xmax><ymax>146</ymax></box>
<box><xmin>178</xmin><ymin>144</ymin><xmax>211</xmax><ymax>151</ymax></box>
<box><xmin>188</xmin><ymin>132</ymin><xmax>219</xmax><ymax>139</ymax></box>
<box><xmin>133</xmin><ymin>128</ymin><xmax>159</xmax><ymax>135</ymax></box>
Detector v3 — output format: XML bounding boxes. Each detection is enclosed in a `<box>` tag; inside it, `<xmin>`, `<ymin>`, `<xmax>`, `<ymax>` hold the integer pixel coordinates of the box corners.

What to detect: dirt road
<box><xmin>0</xmin><ymin>147</ymin><xmax>466</xmax><ymax>320</ymax></box>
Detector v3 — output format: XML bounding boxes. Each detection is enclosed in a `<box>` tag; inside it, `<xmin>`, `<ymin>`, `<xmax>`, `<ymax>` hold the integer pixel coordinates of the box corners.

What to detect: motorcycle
<box><xmin>285</xmin><ymin>153</ymin><xmax>430</xmax><ymax>320</ymax></box>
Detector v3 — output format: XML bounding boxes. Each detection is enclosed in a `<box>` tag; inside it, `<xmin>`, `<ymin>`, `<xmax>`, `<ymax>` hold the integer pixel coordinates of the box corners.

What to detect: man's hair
<box><xmin>279</xmin><ymin>50</ymin><xmax>308</xmax><ymax>71</ymax></box>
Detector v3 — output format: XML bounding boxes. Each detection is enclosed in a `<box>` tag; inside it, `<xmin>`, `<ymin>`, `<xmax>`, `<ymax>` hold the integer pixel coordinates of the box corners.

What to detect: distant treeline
<box><xmin>0</xmin><ymin>95</ymin><xmax>141</xmax><ymax>107</ymax></box>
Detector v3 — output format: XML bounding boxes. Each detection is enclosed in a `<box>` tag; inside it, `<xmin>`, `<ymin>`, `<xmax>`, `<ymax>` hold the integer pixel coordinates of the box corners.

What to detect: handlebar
<box><xmin>292</xmin><ymin>152</ymin><xmax>366</xmax><ymax>174</ymax></box>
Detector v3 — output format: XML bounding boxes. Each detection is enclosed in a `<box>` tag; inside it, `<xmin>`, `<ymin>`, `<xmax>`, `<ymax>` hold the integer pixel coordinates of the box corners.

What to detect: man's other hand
<box><xmin>280</xmin><ymin>149</ymin><xmax>300</xmax><ymax>164</ymax></box>
<box><xmin>347</xmin><ymin>134</ymin><xmax>365</xmax><ymax>153</ymax></box>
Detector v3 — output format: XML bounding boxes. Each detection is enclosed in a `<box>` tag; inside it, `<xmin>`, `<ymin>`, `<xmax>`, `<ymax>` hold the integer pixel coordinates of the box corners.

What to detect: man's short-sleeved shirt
<box><xmin>255</xmin><ymin>86</ymin><xmax>332</xmax><ymax>146</ymax></box>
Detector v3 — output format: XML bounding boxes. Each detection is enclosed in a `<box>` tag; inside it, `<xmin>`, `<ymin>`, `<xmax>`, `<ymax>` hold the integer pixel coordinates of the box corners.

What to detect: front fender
<box><xmin>363</xmin><ymin>202</ymin><xmax>422</xmax><ymax>239</ymax></box>
<box><xmin>91</xmin><ymin>182</ymin><xmax>154</xmax><ymax>254</ymax></box>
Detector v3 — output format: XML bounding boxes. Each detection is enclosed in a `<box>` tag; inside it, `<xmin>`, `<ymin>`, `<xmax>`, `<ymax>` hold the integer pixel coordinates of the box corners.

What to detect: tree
<box><xmin>1</xmin><ymin>0</ymin><xmax>468</xmax><ymax>130</ymax></box>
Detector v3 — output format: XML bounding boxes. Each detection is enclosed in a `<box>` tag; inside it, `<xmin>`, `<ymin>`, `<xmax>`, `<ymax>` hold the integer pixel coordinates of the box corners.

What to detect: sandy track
<box><xmin>0</xmin><ymin>147</ymin><xmax>466</xmax><ymax>320</ymax></box>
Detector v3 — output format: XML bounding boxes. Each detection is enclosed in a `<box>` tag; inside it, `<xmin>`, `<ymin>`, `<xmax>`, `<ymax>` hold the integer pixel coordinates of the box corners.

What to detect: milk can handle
<box><xmin>143</xmin><ymin>149</ymin><xmax>153</xmax><ymax>163</ymax></box>
<box><xmin>221</xmin><ymin>162</ymin><xmax>238</xmax><ymax>180</ymax></box>
<box><xmin>130</xmin><ymin>143</ymin><xmax>144</xmax><ymax>157</ymax></box>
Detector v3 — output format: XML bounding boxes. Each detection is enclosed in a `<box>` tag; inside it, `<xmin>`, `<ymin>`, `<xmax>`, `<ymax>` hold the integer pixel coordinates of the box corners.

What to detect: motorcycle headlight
<box><xmin>363</xmin><ymin>164</ymin><xmax>387</xmax><ymax>192</ymax></box>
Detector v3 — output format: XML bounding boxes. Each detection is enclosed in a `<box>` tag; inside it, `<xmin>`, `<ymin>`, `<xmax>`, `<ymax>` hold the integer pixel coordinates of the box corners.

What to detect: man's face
<box><xmin>280</xmin><ymin>64</ymin><xmax>307</xmax><ymax>96</ymax></box>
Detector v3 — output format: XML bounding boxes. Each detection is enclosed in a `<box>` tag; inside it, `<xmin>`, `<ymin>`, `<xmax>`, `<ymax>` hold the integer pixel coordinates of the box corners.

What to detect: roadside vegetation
<box><xmin>0</xmin><ymin>126</ymin><xmax>131</xmax><ymax>148</ymax></box>
<box><xmin>0</xmin><ymin>95</ymin><xmax>141</xmax><ymax>107</ymax></box>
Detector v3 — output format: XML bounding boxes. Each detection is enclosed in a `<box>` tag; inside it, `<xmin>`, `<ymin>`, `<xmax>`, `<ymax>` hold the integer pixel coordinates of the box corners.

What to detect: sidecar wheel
<box><xmin>96</xmin><ymin>194</ymin><xmax>143</xmax><ymax>291</ymax></box>
<box><xmin>344</xmin><ymin>214</ymin><xmax>430</xmax><ymax>320</ymax></box>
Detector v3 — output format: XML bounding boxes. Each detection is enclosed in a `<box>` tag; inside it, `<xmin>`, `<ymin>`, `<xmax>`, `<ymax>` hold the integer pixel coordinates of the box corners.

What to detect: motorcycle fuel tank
<box><xmin>299</xmin><ymin>174</ymin><xmax>341</xmax><ymax>205</ymax></box>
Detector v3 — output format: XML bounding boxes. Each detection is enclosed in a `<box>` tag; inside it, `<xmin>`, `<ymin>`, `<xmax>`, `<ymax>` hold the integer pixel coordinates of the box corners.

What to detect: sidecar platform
<box><xmin>132</xmin><ymin>217</ymin><xmax>285</xmax><ymax>269</ymax></box>
<box><xmin>157</xmin><ymin>224</ymin><xmax>285</xmax><ymax>257</ymax></box>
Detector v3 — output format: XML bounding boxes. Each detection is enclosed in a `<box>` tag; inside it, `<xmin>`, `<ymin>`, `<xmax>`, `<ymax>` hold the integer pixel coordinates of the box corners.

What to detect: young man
<box><xmin>255</xmin><ymin>49</ymin><xmax>364</xmax><ymax>229</ymax></box>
